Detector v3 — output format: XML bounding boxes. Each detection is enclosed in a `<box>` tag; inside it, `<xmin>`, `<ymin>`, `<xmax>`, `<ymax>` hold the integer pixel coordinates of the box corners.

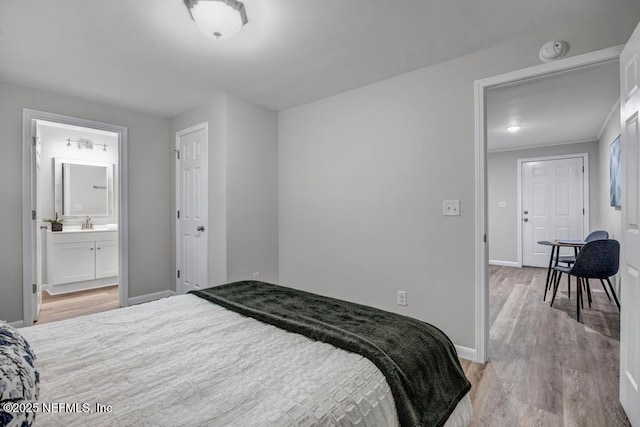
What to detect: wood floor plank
<box><xmin>489</xmin><ymin>283</ymin><xmax>528</xmax><ymax>344</ymax></box>
<box><xmin>462</xmin><ymin>266</ymin><xmax>629</xmax><ymax>426</ymax></box>
<box><xmin>36</xmin><ymin>286</ymin><xmax>119</xmax><ymax>324</ymax></box>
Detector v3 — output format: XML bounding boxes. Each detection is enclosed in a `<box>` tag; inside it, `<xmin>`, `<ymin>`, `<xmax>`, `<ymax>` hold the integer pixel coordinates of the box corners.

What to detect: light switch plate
<box><xmin>499</xmin><ymin>201</ymin><xmax>507</xmax><ymax>208</ymax></box>
<box><xmin>443</xmin><ymin>200</ymin><xmax>460</xmax><ymax>216</ymax></box>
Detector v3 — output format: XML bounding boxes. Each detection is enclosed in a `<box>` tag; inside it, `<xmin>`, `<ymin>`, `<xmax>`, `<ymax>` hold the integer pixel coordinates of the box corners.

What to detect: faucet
<box><xmin>82</xmin><ymin>215</ymin><xmax>93</xmax><ymax>230</ymax></box>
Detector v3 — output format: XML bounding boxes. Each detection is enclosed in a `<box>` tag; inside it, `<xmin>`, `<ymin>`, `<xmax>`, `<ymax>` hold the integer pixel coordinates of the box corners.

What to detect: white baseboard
<box><xmin>128</xmin><ymin>290</ymin><xmax>176</xmax><ymax>306</ymax></box>
<box><xmin>8</xmin><ymin>320</ymin><xmax>24</xmax><ymax>328</ymax></box>
<box><xmin>489</xmin><ymin>260</ymin><xmax>520</xmax><ymax>268</ymax></box>
<box><xmin>455</xmin><ymin>345</ymin><xmax>478</xmax><ymax>362</ymax></box>
<box><xmin>3</xmin><ymin>320</ymin><xmax>25</xmax><ymax>328</ymax></box>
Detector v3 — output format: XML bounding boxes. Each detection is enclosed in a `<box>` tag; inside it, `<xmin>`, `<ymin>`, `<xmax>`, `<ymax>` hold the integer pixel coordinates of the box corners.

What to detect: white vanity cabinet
<box><xmin>46</xmin><ymin>230</ymin><xmax>118</xmax><ymax>294</ymax></box>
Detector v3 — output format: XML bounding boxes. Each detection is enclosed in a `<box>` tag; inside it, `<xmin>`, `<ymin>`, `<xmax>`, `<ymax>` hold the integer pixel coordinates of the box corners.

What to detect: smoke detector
<box><xmin>539</xmin><ymin>41</ymin><xmax>569</xmax><ymax>62</ymax></box>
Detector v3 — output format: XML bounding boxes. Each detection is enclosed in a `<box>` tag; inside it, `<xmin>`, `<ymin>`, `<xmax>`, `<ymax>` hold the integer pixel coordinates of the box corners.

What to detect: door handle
<box><xmin>523</xmin><ymin>218</ymin><xmax>529</xmax><ymax>222</ymax></box>
<box><xmin>523</xmin><ymin>210</ymin><xmax>529</xmax><ymax>214</ymax></box>
<box><xmin>40</xmin><ymin>225</ymin><xmax>48</xmax><ymax>230</ymax></box>
<box><xmin>196</xmin><ymin>225</ymin><xmax>205</xmax><ymax>232</ymax></box>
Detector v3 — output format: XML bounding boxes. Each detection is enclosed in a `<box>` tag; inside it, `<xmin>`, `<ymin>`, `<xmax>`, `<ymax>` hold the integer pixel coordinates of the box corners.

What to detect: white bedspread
<box><xmin>20</xmin><ymin>294</ymin><xmax>472</xmax><ymax>426</ymax></box>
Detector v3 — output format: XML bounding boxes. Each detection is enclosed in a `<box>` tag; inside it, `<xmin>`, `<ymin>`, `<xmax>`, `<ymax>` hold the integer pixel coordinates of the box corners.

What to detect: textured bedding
<box><xmin>19</xmin><ymin>295</ymin><xmax>472</xmax><ymax>426</ymax></box>
<box><xmin>193</xmin><ymin>281</ymin><xmax>471</xmax><ymax>427</ymax></box>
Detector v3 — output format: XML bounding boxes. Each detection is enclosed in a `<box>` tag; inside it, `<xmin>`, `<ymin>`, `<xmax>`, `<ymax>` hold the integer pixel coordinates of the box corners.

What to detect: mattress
<box><xmin>20</xmin><ymin>294</ymin><xmax>472</xmax><ymax>426</ymax></box>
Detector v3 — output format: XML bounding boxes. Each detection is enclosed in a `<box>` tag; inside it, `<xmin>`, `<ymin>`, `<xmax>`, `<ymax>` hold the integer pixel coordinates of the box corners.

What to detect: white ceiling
<box><xmin>487</xmin><ymin>61</ymin><xmax>619</xmax><ymax>152</ymax></box>
<box><xmin>0</xmin><ymin>0</ymin><xmax>632</xmax><ymax>117</ymax></box>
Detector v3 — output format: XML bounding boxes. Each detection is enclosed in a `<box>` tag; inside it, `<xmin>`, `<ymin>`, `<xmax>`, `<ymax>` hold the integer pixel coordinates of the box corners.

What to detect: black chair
<box><xmin>546</xmin><ymin>230</ymin><xmax>610</xmax><ymax>303</ymax></box>
<box><xmin>550</xmin><ymin>239</ymin><xmax>620</xmax><ymax>322</ymax></box>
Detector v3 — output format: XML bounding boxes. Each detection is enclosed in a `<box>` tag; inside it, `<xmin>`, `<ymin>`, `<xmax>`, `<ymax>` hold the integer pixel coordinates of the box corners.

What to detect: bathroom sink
<box><xmin>58</xmin><ymin>224</ymin><xmax>118</xmax><ymax>233</ymax></box>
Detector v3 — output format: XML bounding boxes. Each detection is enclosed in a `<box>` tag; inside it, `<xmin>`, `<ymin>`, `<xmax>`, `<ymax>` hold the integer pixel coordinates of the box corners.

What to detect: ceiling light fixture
<box><xmin>506</xmin><ymin>125</ymin><xmax>521</xmax><ymax>133</ymax></box>
<box><xmin>184</xmin><ymin>0</ymin><xmax>248</xmax><ymax>40</ymax></box>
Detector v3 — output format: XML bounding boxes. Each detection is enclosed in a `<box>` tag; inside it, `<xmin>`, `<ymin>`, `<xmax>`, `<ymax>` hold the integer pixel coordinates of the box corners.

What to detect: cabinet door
<box><xmin>52</xmin><ymin>242</ymin><xmax>96</xmax><ymax>284</ymax></box>
<box><xmin>95</xmin><ymin>240</ymin><xmax>119</xmax><ymax>279</ymax></box>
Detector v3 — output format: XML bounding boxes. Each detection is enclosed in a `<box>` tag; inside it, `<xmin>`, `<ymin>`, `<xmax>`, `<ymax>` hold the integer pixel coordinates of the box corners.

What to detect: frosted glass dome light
<box><xmin>184</xmin><ymin>0</ymin><xmax>248</xmax><ymax>40</ymax></box>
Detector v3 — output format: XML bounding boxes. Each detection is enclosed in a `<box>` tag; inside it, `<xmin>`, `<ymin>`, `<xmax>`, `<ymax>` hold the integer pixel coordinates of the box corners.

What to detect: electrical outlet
<box><xmin>252</xmin><ymin>272</ymin><xmax>260</xmax><ymax>280</ymax></box>
<box><xmin>397</xmin><ymin>290</ymin><xmax>407</xmax><ymax>306</ymax></box>
<box><xmin>443</xmin><ymin>200</ymin><xmax>460</xmax><ymax>216</ymax></box>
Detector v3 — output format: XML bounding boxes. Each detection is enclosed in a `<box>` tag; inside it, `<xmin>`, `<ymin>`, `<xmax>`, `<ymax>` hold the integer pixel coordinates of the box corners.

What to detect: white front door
<box><xmin>522</xmin><ymin>156</ymin><xmax>585</xmax><ymax>267</ymax></box>
<box><xmin>176</xmin><ymin>123</ymin><xmax>208</xmax><ymax>294</ymax></box>
<box><xmin>619</xmin><ymin>20</ymin><xmax>640</xmax><ymax>426</ymax></box>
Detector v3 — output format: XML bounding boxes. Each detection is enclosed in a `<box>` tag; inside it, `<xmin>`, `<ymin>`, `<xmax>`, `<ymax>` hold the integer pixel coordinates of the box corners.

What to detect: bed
<box><xmin>6</xmin><ymin>281</ymin><xmax>472</xmax><ymax>426</ymax></box>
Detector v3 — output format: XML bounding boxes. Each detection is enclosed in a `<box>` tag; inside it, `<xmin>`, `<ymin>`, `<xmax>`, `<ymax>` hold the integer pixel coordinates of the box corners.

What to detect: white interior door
<box><xmin>176</xmin><ymin>123</ymin><xmax>208</xmax><ymax>294</ymax></box>
<box><xmin>619</xmin><ymin>20</ymin><xmax>640</xmax><ymax>426</ymax></box>
<box><xmin>522</xmin><ymin>157</ymin><xmax>585</xmax><ymax>267</ymax></box>
<box><xmin>32</xmin><ymin>123</ymin><xmax>43</xmax><ymax>321</ymax></box>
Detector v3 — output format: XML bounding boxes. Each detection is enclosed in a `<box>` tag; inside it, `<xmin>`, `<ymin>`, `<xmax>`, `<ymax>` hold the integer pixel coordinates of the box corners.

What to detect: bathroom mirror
<box><xmin>54</xmin><ymin>158</ymin><xmax>114</xmax><ymax>218</ymax></box>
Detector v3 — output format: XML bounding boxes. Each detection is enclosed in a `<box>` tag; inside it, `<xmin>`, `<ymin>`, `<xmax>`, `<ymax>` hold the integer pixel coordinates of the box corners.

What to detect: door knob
<box><xmin>196</xmin><ymin>225</ymin><xmax>205</xmax><ymax>232</ymax></box>
<box><xmin>524</xmin><ymin>218</ymin><xmax>529</xmax><ymax>222</ymax></box>
<box><xmin>523</xmin><ymin>210</ymin><xmax>529</xmax><ymax>214</ymax></box>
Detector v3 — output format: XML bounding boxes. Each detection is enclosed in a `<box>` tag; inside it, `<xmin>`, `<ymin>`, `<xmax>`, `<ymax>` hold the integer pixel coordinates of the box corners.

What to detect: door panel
<box><xmin>176</xmin><ymin>124</ymin><xmax>208</xmax><ymax>294</ymax></box>
<box><xmin>620</xmin><ymin>20</ymin><xmax>640</xmax><ymax>425</ymax></box>
<box><xmin>522</xmin><ymin>157</ymin><xmax>585</xmax><ymax>267</ymax></box>
<box><xmin>52</xmin><ymin>242</ymin><xmax>96</xmax><ymax>284</ymax></box>
<box><xmin>95</xmin><ymin>240</ymin><xmax>119</xmax><ymax>279</ymax></box>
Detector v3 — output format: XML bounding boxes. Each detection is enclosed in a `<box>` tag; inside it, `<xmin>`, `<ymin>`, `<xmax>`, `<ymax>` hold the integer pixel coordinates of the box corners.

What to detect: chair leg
<box><xmin>544</xmin><ymin>249</ymin><xmax>555</xmax><ymax>299</ymax></box>
<box><xmin>544</xmin><ymin>269</ymin><xmax>558</xmax><ymax>301</ymax></box>
<box><xmin>578</xmin><ymin>278</ymin><xmax>584</xmax><ymax>310</ymax></box>
<box><xmin>599</xmin><ymin>279</ymin><xmax>612</xmax><ymax>301</ymax></box>
<box><xmin>543</xmin><ymin>269</ymin><xmax>553</xmax><ymax>301</ymax></box>
<box><xmin>576</xmin><ymin>276</ymin><xmax>581</xmax><ymax>322</ymax></box>
<box><xmin>585</xmin><ymin>278</ymin><xmax>592</xmax><ymax>307</ymax></box>
<box><xmin>606</xmin><ymin>278</ymin><xmax>620</xmax><ymax>310</ymax></box>
<box><xmin>567</xmin><ymin>274</ymin><xmax>571</xmax><ymax>299</ymax></box>
<box><xmin>550</xmin><ymin>271</ymin><xmax>562</xmax><ymax>307</ymax></box>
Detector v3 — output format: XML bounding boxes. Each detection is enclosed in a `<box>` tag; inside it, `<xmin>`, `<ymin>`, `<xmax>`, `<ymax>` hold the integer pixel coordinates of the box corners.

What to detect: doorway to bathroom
<box><xmin>22</xmin><ymin>109</ymin><xmax>129</xmax><ymax>326</ymax></box>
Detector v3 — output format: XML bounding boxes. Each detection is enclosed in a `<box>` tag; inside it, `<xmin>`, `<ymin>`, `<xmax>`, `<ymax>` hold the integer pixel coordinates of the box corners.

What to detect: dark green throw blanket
<box><xmin>191</xmin><ymin>281</ymin><xmax>471</xmax><ymax>427</ymax></box>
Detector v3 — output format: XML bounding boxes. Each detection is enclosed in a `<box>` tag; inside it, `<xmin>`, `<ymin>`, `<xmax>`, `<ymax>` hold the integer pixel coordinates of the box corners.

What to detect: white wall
<box><xmin>39</xmin><ymin>125</ymin><xmax>119</xmax><ymax>225</ymax></box>
<box><xmin>169</xmin><ymin>95</ymin><xmax>278</xmax><ymax>288</ymax></box>
<box><xmin>0</xmin><ymin>81</ymin><xmax>172</xmax><ymax>323</ymax></box>
<box><xmin>488</xmin><ymin>141</ymin><xmax>600</xmax><ymax>264</ymax></box>
<box><xmin>278</xmin><ymin>5</ymin><xmax>640</xmax><ymax>349</ymax></box>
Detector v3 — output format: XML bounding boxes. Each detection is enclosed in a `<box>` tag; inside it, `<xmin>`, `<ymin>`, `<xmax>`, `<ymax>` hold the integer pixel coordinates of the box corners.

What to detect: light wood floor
<box><xmin>36</xmin><ymin>285</ymin><xmax>119</xmax><ymax>324</ymax></box>
<box><xmin>460</xmin><ymin>266</ymin><xmax>629</xmax><ymax>426</ymax></box>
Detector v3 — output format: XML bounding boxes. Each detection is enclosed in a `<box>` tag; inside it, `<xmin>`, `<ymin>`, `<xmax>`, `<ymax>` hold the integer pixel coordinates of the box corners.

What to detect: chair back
<box><xmin>570</xmin><ymin>239</ymin><xmax>620</xmax><ymax>279</ymax></box>
<box><xmin>585</xmin><ymin>230</ymin><xmax>609</xmax><ymax>242</ymax></box>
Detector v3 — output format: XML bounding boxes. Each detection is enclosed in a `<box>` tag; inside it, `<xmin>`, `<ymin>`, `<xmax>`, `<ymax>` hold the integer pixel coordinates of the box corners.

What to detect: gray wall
<box><xmin>0</xmin><ymin>81</ymin><xmax>171</xmax><ymax>323</ymax></box>
<box><xmin>597</xmin><ymin>103</ymin><xmax>622</xmax><ymax>291</ymax></box>
<box><xmin>277</xmin><ymin>5</ymin><xmax>640</xmax><ymax>349</ymax></box>
<box><xmin>598</xmin><ymin>103</ymin><xmax>622</xmax><ymax>240</ymax></box>
<box><xmin>226</xmin><ymin>96</ymin><xmax>279</xmax><ymax>283</ymax></box>
<box><xmin>487</xmin><ymin>141</ymin><xmax>600</xmax><ymax>264</ymax></box>
<box><xmin>169</xmin><ymin>95</ymin><xmax>278</xmax><ymax>288</ymax></box>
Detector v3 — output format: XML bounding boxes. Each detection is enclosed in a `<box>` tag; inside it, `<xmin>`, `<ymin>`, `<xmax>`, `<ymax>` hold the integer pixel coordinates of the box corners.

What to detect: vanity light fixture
<box><xmin>183</xmin><ymin>0</ymin><xmax>248</xmax><ymax>40</ymax></box>
<box><xmin>506</xmin><ymin>125</ymin><xmax>521</xmax><ymax>133</ymax></box>
<box><xmin>66</xmin><ymin>138</ymin><xmax>107</xmax><ymax>152</ymax></box>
